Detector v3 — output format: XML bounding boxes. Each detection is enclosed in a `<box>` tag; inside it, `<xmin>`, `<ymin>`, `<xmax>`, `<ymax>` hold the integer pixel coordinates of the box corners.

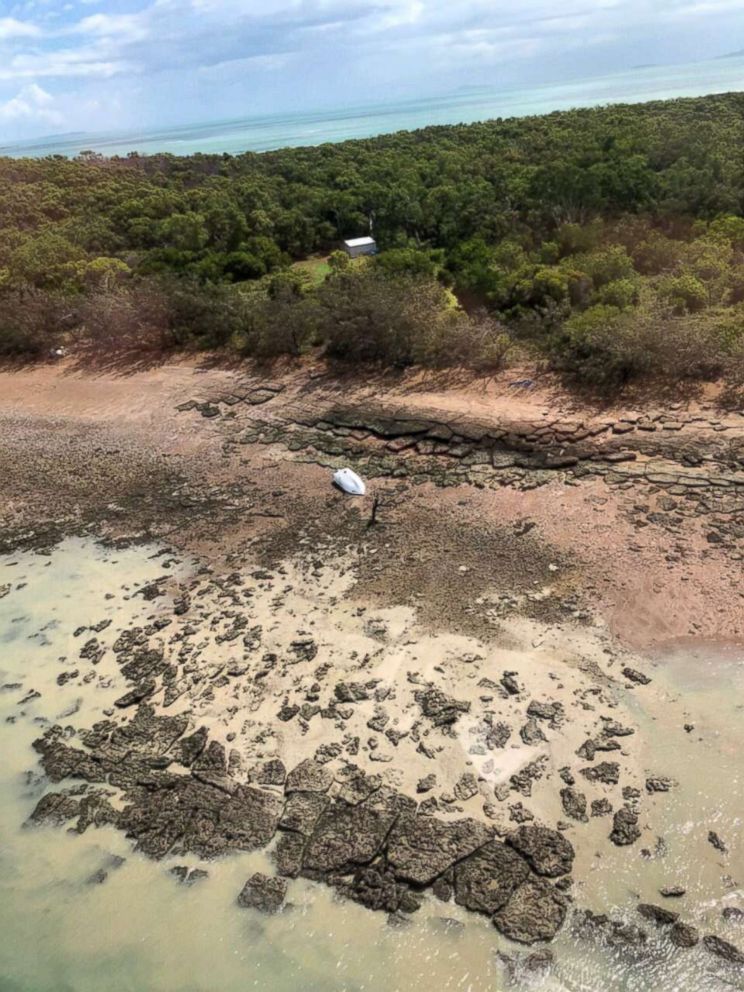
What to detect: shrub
<box><xmin>433</xmin><ymin>310</ymin><xmax>513</xmax><ymax>370</ymax></box>
<box><xmin>709</xmin><ymin>304</ymin><xmax>744</xmax><ymax>350</ymax></box>
<box><xmin>83</xmin><ymin>256</ymin><xmax>131</xmax><ymax>290</ymax></box>
<box><xmin>574</xmin><ymin>245</ymin><xmax>636</xmax><ymax>287</ymax></box>
<box><xmin>0</xmin><ymin>288</ymin><xmax>71</xmax><ymax>356</ymax></box>
<box><xmin>222</xmin><ymin>251</ymin><xmax>268</xmax><ymax>281</ymax></box>
<box><xmin>551</xmin><ymin>305</ymin><xmax>630</xmax><ymax>385</ymax></box>
<box><xmin>538</xmin><ymin>241</ymin><xmax>560</xmax><ymax>265</ymax></box>
<box><xmin>10</xmin><ymin>231</ymin><xmax>86</xmax><ymax>290</ymax></box>
<box><xmin>80</xmin><ymin>282</ymin><xmax>171</xmax><ymax>350</ymax></box>
<box><xmin>84</xmin><ymin>278</ymin><xmax>252</xmax><ymax>351</ymax></box>
<box><xmin>681</xmin><ymin>238</ymin><xmax>732</xmax><ymax>304</ymax></box>
<box><xmin>659</xmin><ymin>273</ymin><xmax>708</xmax><ymax>313</ymax></box>
<box><xmin>164</xmin><ymin>279</ymin><xmax>248</xmax><ymax>349</ymax></box>
<box><xmin>555</xmin><ymin>220</ymin><xmax>603</xmax><ymax>257</ymax></box>
<box><xmin>304</xmin><ymin>267</ymin><xmax>511</xmax><ymax>369</ymax></box>
<box><xmin>725</xmin><ymin>337</ymin><xmax>744</xmax><ymax>393</ymax></box>
<box><xmin>375</xmin><ymin>248</ymin><xmax>439</xmax><ymax>277</ymax></box>
<box><xmin>317</xmin><ymin>268</ymin><xmax>454</xmax><ymax>366</ymax></box>
<box><xmin>513</xmin><ymin>266</ymin><xmax>572</xmax><ymax>308</ymax></box>
<box><xmin>631</xmin><ymin>232</ymin><xmax>684</xmax><ymax>275</ymax></box>
<box><xmin>328</xmin><ymin>250</ymin><xmax>350</xmax><ymax>272</ymax></box>
<box><xmin>550</xmin><ymin>300</ymin><xmax>727</xmax><ymax>387</ymax></box>
<box><xmin>241</xmin><ymin>288</ymin><xmax>318</xmax><ymax>357</ymax></box>
<box><xmin>159</xmin><ymin>212</ymin><xmax>209</xmax><ymax>253</ymax></box>
<box><xmin>595</xmin><ymin>278</ymin><xmax>640</xmax><ymax>309</ymax></box>
<box><xmin>707</xmin><ymin>214</ymin><xmax>744</xmax><ymax>250</ymax></box>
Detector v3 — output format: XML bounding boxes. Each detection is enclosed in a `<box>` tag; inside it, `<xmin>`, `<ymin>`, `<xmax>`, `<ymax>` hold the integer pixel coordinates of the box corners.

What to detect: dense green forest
<box><xmin>2</xmin><ymin>91</ymin><xmax>744</xmax><ymax>387</ymax></box>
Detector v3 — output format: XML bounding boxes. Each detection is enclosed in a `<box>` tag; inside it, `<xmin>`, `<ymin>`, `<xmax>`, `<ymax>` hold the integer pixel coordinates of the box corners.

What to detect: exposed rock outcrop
<box><xmin>237</xmin><ymin>872</ymin><xmax>288</xmax><ymax>913</ymax></box>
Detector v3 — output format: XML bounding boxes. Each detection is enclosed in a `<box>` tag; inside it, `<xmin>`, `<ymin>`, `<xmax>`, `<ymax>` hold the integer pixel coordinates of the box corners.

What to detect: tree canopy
<box><xmin>1</xmin><ymin>92</ymin><xmax>744</xmax><ymax>388</ymax></box>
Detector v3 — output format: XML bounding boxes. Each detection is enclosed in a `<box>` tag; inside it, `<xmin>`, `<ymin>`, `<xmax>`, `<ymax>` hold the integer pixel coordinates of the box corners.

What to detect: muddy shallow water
<box><xmin>0</xmin><ymin>540</ymin><xmax>742</xmax><ymax>991</ymax></box>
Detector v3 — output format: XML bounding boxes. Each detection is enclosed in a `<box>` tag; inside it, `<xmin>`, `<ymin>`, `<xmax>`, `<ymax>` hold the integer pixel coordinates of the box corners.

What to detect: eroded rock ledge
<box><xmin>30</xmin><ymin>707</ymin><xmax>573</xmax><ymax>944</ymax></box>
<box><xmin>192</xmin><ymin>393</ymin><xmax>744</xmax><ymax>498</ymax></box>
<box><xmin>30</xmin><ymin>705</ymin><xmax>741</xmax><ymax>965</ymax></box>
<box><xmin>184</xmin><ymin>396</ymin><xmax>744</xmax><ymax>558</ymax></box>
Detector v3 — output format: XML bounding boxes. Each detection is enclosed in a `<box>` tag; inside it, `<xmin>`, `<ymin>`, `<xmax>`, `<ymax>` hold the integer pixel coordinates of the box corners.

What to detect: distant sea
<box><xmin>3</xmin><ymin>54</ymin><xmax>744</xmax><ymax>159</ymax></box>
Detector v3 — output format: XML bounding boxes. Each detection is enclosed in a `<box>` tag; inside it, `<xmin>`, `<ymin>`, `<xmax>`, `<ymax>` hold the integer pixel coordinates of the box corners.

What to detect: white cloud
<box><xmin>0</xmin><ymin>16</ymin><xmax>41</xmax><ymax>39</ymax></box>
<box><xmin>2</xmin><ymin>0</ymin><xmax>744</xmax><ymax>140</ymax></box>
<box><xmin>0</xmin><ymin>48</ymin><xmax>134</xmax><ymax>80</ymax></box>
<box><xmin>0</xmin><ymin>82</ymin><xmax>62</xmax><ymax>125</ymax></box>
<box><xmin>0</xmin><ymin>0</ymin><xmax>709</xmax><ymax>91</ymax></box>
<box><xmin>663</xmin><ymin>0</ymin><xmax>744</xmax><ymax>17</ymax></box>
<box><xmin>374</xmin><ymin>0</ymin><xmax>424</xmax><ymax>30</ymax></box>
<box><xmin>73</xmin><ymin>11</ymin><xmax>150</xmax><ymax>42</ymax></box>
<box><xmin>197</xmin><ymin>52</ymin><xmax>291</xmax><ymax>77</ymax></box>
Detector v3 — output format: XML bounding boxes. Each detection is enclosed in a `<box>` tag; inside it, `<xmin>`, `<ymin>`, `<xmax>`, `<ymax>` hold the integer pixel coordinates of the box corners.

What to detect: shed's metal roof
<box><xmin>343</xmin><ymin>236</ymin><xmax>376</xmax><ymax>247</ymax></box>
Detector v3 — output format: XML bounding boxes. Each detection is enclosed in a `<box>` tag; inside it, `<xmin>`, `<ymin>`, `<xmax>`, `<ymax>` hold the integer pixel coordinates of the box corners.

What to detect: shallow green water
<box><xmin>0</xmin><ymin>539</ymin><xmax>742</xmax><ymax>991</ymax></box>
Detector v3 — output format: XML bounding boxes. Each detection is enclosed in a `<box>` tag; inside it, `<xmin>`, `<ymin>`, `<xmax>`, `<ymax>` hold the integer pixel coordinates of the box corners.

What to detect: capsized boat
<box><xmin>333</xmin><ymin>468</ymin><xmax>366</xmax><ymax>496</ymax></box>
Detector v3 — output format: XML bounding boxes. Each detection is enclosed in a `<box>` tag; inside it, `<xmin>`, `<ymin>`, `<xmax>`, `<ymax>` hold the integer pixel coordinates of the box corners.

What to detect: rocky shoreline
<box><xmin>32</xmin><ymin>705</ymin><xmax>575</xmax><ymax>943</ymax></box>
<box><xmin>27</xmin><ymin>650</ymin><xmax>744</xmax><ymax>965</ymax></box>
<box><xmin>19</xmin><ymin>544</ymin><xmax>742</xmax><ymax>968</ymax></box>
<box><xmin>2</xmin><ymin>362</ymin><xmax>743</xmax><ymax>979</ymax></box>
<box><xmin>216</xmin><ymin>394</ymin><xmax>744</xmax><ymax>562</ymax></box>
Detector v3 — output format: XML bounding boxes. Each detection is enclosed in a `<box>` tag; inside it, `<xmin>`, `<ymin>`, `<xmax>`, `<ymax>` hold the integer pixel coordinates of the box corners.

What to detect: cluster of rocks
<box><xmin>212</xmin><ymin>399</ymin><xmax>744</xmax><ymax>499</ymax></box>
<box><xmin>574</xmin><ymin>906</ymin><xmax>744</xmax><ymax>969</ymax></box>
<box><xmin>30</xmin><ymin>707</ymin><xmax>575</xmax><ymax>944</ymax></box>
<box><xmin>554</xmin><ymin>714</ymin><xmax>648</xmax><ymax>848</ymax></box>
<box><xmin>245</xmin><ymin>402</ymin><xmax>744</xmax><ymax>471</ymax></box>
<box><xmin>179</xmin><ymin>396</ymin><xmax>744</xmax><ymax>561</ymax></box>
<box><xmin>31</xmin><ymin>696</ymin><xmax>743</xmax><ymax>967</ymax></box>
<box><xmin>25</xmin><ymin>586</ymin><xmax>665</xmax><ymax>946</ymax></box>
<box><xmin>52</xmin><ymin>574</ymin><xmax>657</xmax><ymax>853</ymax></box>
<box><xmin>176</xmin><ymin>382</ymin><xmax>285</xmax><ymax>419</ymax></box>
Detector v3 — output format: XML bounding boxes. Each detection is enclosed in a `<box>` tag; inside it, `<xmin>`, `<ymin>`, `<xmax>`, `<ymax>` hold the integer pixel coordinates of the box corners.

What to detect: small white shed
<box><xmin>343</xmin><ymin>236</ymin><xmax>377</xmax><ymax>258</ymax></box>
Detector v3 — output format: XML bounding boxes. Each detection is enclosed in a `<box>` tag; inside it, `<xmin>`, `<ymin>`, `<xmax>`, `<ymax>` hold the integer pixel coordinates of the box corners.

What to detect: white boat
<box><xmin>333</xmin><ymin>468</ymin><xmax>366</xmax><ymax>496</ymax></box>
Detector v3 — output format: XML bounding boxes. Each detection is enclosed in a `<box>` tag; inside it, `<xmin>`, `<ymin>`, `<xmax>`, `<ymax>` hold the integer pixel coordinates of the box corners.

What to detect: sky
<box><xmin>0</xmin><ymin>0</ymin><xmax>743</xmax><ymax>141</ymax></box>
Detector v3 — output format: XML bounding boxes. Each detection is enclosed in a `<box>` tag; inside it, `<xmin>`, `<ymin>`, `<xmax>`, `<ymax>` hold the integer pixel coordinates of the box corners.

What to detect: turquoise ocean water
<box><xmin>2</xmin><ymin>55</ymin><xmax>744</xmax><ymax>159</ymax></box>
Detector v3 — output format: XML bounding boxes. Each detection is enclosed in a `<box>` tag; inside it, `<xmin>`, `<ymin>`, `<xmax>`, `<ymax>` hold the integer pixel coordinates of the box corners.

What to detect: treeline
<box><xmin>3</xmin><ymin>261</ymin><xmax>509</xmax><ymax>371</ymax></box>
<box><xmin>2</xmin><ymin>92</ymin><xmax>744</xmax><ymax>387</ymax></box>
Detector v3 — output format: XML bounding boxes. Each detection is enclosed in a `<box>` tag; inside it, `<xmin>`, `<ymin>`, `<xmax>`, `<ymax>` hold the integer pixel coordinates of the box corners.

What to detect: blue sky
<box><xmin>1</xmin><ymin>0</ymin><xmax>743</xmax><ymax>140</ymax></box>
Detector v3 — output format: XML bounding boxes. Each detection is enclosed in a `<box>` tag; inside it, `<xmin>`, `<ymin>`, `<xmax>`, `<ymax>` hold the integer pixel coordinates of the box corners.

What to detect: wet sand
<box><xmin>0</xmin><ymin>361</ymin><xmax>742</xmax><ymax>988</ymax></box>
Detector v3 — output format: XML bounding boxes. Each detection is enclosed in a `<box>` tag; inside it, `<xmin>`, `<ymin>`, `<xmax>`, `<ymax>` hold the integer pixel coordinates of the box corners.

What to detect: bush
<box><xmin>241</xmin><ymin>287</ymin><xmax>318</xmax><ymax>358</ymax></box>
<box><xmin>80</xmin><ymin>282</ymin><xmax>171</xmax><ymax>350</ymax></box>
<box><xmin>631</xmin><ymin>232</ymin><xmax>684</xmax><ymax>275</ymax></box>
<box><xmin>725</xmin><ymin>338</ymin><xmax>744</xmax><ymax>394</ymax></box>
<box><xmin>84</xmin><ymin>278</ymin><xmax>255</xmax><ymax>351</ymax></box>
<box><xmin>681</xmin><ymin>238</ymin><xmax>732</xmax><ymax>304</ymax></box>
<box><xmin>163</xmin><ymin>279</ymin><xmax>249</xmax><ymax>349</ymax></box>
<box><xmin>538</xmin><ymin>241</ymin><xmax>560</xmax><ymax>265</ymax></box>
<box><xmin>375</xmin><ymin>248</ymin><xmax>439</xmax><ymax>277</ymax></box>
<box><xmin>551</xmin><ymin>305</ymin><xmax>629</xmax><ymax>385</ymax></box>
<box><xmin>707</xmin><ymin>214</ymin><xmax>744</xmax><ymax>250</ymax></box>
<box><xmin>595</xmin><ymin>278</ymin><xmax>640</xmax><ymax>309</ymax></box>
<box><xmin>574</xmin><ymin>245</ymin><xmax>636</xmax><ymax>287</ymax></box>
<box><xmin>222</xmin><ymin>251</ymin><xmax>268</xmax><ymax>281</ymax></box>
<box><xmin>317</xmin><ymin>268</ymin><xmax>455</xmax><ymax>366</ymax></box>
<box><xmin>432</xmin><ymin>310</ymin><xmax>513</xmax><ymax>370</ymax></box>
<box><xmin>556</xmin><ymin>220</ymin><xmax>603</xmax><ymax>257</ymax></box>
<box><xmin>293</xmin><ymin>267</ymin><xmax>512</xmax><ymax>370</ymax></box>
<box><xmin>708</xmin><ymin>304</ymin><xmax>744</xmax><ymax>350</ymax></box>
<box><xmin>0</xmin><ymin>288</ymin><xmax>72</xmax><ymax>356</ymax></box>
<box><xmin>550</xmin><ymin>300</ymin><xmax>727</xmax><ymax>387</ymax></box>
<box><xmin>9</xmin><ymin>231</ymin><xmax>85</xmax><ymax>290</ymax></box>
<box><xmin>659</xmin><ymin>273</ymin><xmax>708</xmax><ymax>313</ymax></box>
<box><xmin>513</xmin><ymin>266</ymin><xmax>572</xmax><ymax>308</ymax></box>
